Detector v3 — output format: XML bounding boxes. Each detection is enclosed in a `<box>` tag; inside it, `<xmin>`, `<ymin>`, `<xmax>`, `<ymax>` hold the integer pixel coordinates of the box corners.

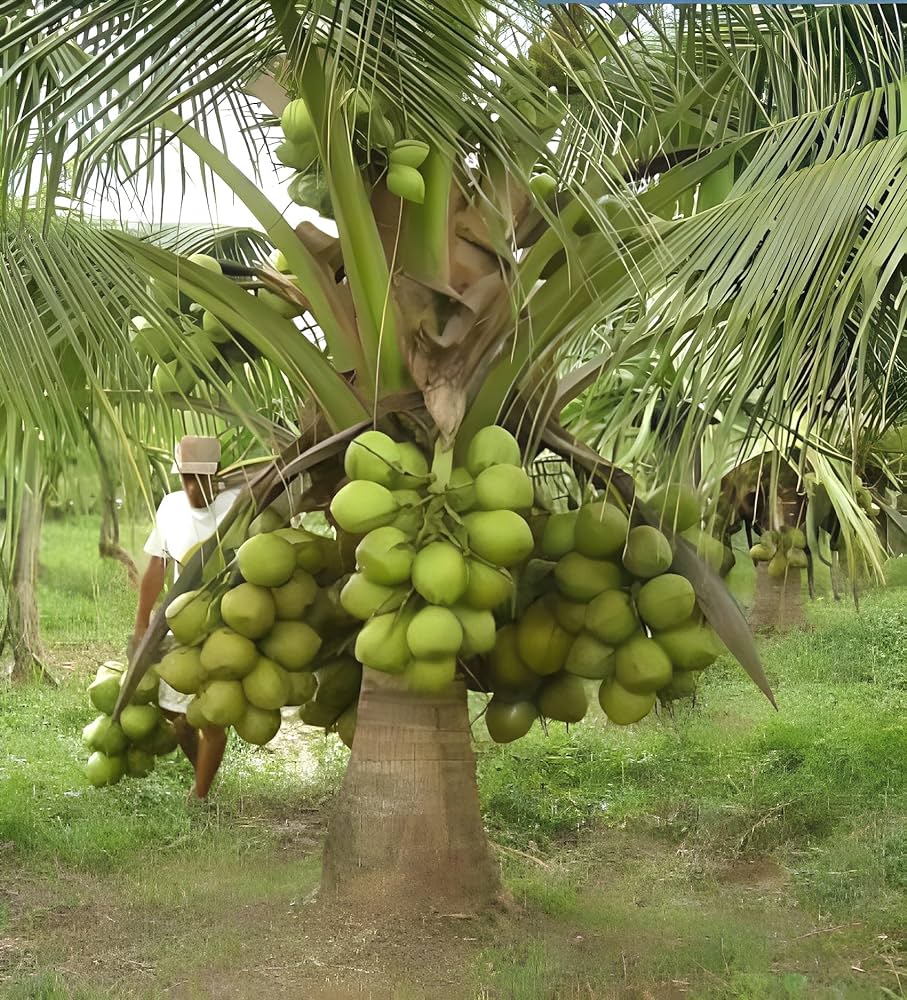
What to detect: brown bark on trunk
<box><xmin>749</xmin><ymin>562</ymin><xmax>806</xmax><ymax>633</ymax></box>
<box><xmin>320</xmin><ymin>670</ymin><xmax>500</xmax><ymax>914</ymax></box>
<box><xmin>8</xmin><ymin>450</ymin><xmax>46</xmax><ymax>682</ymax></box>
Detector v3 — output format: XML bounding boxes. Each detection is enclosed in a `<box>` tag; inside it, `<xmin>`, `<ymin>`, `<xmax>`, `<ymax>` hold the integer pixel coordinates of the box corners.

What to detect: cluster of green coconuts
<box><xmin>154</xmin><ymin>523</ymin><xmax>362</xmax><ymax>750</ymax></box>
<box><xmin>82</xmin><ymin>660</ymin><xmax>179</xmax><ymax>787</ymax></box>
<box><xmin>749</xmin><ymin>526</ymin><xmax>808</xmax><ymax>576</ymax></box>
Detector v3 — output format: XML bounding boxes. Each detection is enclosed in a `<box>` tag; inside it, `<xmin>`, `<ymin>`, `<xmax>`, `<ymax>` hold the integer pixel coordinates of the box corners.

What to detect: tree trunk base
<box><xmin>749</xmin><ymin>563</ymin><xmax>807</xmax><ymax>633</ymax></box>
<box><xmin>320</xmin><ymin>670</ymin><xmax>500</xmax><ymax>916</ymax></box>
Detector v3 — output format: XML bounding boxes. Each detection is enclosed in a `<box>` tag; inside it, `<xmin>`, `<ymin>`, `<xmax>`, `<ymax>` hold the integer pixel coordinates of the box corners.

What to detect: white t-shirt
<box><xmin>143</xmin><ymin>487</ymin><xmax>241</xmax><ymax>582</ymax></box>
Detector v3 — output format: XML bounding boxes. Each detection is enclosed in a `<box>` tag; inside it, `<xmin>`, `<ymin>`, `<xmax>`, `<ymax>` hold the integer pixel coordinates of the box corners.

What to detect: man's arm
<box><xmin>132</xmin><ymin>556</ymin><xmax>167</xmax><ymax>648</ymax></box>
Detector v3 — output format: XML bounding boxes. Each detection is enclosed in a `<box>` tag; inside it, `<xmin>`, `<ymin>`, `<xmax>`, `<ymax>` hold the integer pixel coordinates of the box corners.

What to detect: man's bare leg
<box><xmin>163</xmin><ymin>709</ymin><xmax>199</xmax><ymax>767</ymax></box>
<box><xmin>191</xmin><ymin>725</ymin><xmax>227</xmax><ymax>799</ymax></box>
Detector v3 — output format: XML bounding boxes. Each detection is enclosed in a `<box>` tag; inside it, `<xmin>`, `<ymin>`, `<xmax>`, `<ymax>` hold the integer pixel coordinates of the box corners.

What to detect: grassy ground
<box><xmin>0</xmin><ymin>517</ymin><xmax>904</xmax><ymax>998</ymax></box>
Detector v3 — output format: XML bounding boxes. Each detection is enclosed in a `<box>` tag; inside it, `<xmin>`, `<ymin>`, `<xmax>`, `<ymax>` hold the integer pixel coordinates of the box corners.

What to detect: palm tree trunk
<box><xmin>749</xmin><ymin>562</ymin><xmax>806</xmax><ymax>633</ymax></box>
<box><xmin>7</xmin><ymin>440</ymin><xmax>46</xmax><ymax>682</ymax></box>
<box><xmin>320</xmin><ymin>670</ymin><xmax>500</xmax><ymax>913</ymax></box>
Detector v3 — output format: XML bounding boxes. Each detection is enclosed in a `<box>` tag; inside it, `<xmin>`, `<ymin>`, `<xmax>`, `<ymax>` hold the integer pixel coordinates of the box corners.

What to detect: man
<box><xmin>132</xmin><ymin>435</ymin><xmax>240</xmax><ymax>800</ymax></box>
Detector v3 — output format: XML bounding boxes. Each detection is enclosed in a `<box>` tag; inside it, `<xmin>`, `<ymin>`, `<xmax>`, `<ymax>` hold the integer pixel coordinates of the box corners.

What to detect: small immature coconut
<box><xmin>465</xmin><ymin>425</ymin><xmax>521</xmax><ymax>477</ymax></box>
<box><xmin>200</xmin><ymin>627</ymin><xmax>259</xmax><ymax>680</ymax></box>
<box><xmin>220</xmin><ymin>583</ymin><xmax>276</xmax><ymax>640</ymax></box>
<box><xmin>355</xmin><ymin>526</ymin><xmax>414</xmax><ymax>586</ymax></box>
<box><xmin>464</xmin><ymin>510</ymin><xmax>534</xmax><ymax>567</ymax></box>
<box><xmin>411</xmin><ymin>541</ymin><xmax>468</xmax><ymax>605</ymax></box>
<box><xmin>540</xmin><ymin>510</ymin><xmax>578</xmax><ymax>560</ymax></box>
<box><xmin>330</xmin><ymin>480</ymin><xmax>399</xmax><ymax>534</ymax></box>
<box><xmin>574</xmin><ymin>501</ymin><xmax>629</xmax><ymax>559</ymax></box>
<box><xmin>387</xmin><ymin>164</ymin><xmax>425</xmax><ymax>204</ymax></box>
<box><xmin>585</xmin><ymin>590</ymin><xmax>638</xmax><ymax>646</ymax></box>
<box><xmin>389</xmin><ymin>139</ymin><xmax>430</xmax><ymax>168</ymax></box>
<box><xmin>537</xmin><ymin>673</ymin><xmax>588</xmax><ymax>724</ymax></box>
<box><xmin>339</xmin><ymin>573</ymin><xmax>408</xmax><ymax>621</ymax></box>
<box><xmin>280</xmin><ymin>98</ymin><xmax>315</xmax><ymax>144</ymax></box>
<box><xmin>354</xmin><ymin>611</ymin><xmax>412</xmax><ymax>674</ymax></box>
<box><xmin>552</xmin><ymin>596</ymin><xmax>588</xmax><ymax>634</ymax></box>
<box><xmin>635</xmin><ymin>573</ymin><xmax>696</xmax><ymax>630</ymax></box>
<box><xmin>615</xmin><ymin>635</ymin><xmax>673</xmax><ymax>694</ymax></box>
<box><xmin>462</xmin><ymin>559</ymin><xmax>513</xmax><ymax>610</ymax></box>
<box><xmin>598</xmin><ymin>679</ymin><xmax>656</xmax><ymax>725</ymax></box>
<box><xmin>474</xmin><ymin>465</ymin><xmax>534</xmax><ymax>512</ymax></box>
<box><xmin>284</xmin><ymin>671</ymin><xmax>317</xmax><ymax>706</ymax></box>
<box><xmin>236</xmin><ymin>533</ymin><xmax>296</xmax><ymax>588</ymax></box>
<box><xmin>654</xmin><ymin>620</ymin><xmax>720</xmax><ymax>670</ymax></box>
<box><xmin>565</xmin><ymin>632</ymin><xmax>615</xmax><ymax>680</ymax></box>
<box><xmin>198</xmin><ymin>679</ymin><xmax>247</xmax><ymax>726</ymax></box>
<box><xmin>767</xmin><ymin>551</ymin><xmax>788</xmax><ymax>578</ymax></box>
<box><xmin>622</xmin><ymin>525</ymin><xmax>672</xmax><ymax>579</ymax></box>
<box><xmin>485</xmin><ymin>698</ymin><xmax>536</xmax><ymax>743</ymax></box>
<box><xmin>156</xmin><ymin>646</ymin><xmax>205</xmax><ymax>695</ymax></box>
<box><xmin>406</xmin><ymin>606</ymin><xmax>464</xmax><ymax>659</ymax></box>
<box><xmin>165</xmin><ymin>589</ymin><xmax>210</xmax><ymax>645</ymax></box>
<box><xmin>516</xmin><ymin>599</ymin><xmax>574</xmax><ymax>676</ymax></box>
<box><xmin>489</xmin><ymin>625</ymin><xmax>540</xmax><ymax>696</ymax></box>
<box><xmin>646</xmin><ymin>484</ymin><xmax>700</xmax><ymax>533</ymax></box>
<box><xmin>271</xmin><ymin>569</ymin><xmax>318</xmax><ymax>620</ymax></box>
<box><xmin>119</xmin><ymin>704</ymin><xmax>160</xmax><ymax>743</ymax></box>
<box><xmin>344</xmin><ymin>431</ymin><xmax>401</xmax><ymax>487</ymax></box>
<box><xmin>84</xmin><ymin>751</ymin><xmax>125</xmax><ymax>787</ymax></box>
<box><xmin>235</xmin><ymin>705</ymin><xmax>282</xmax><ymax>746</ymax></box>
<box><xmin>554</xmin><ymin>553</ymin><xmax>623</xmax><ymax>602</ymax></box>
<box><xmin>258</xmin><ymin>621</ymin><xmax>322</xmax><ymax>672</ymax></box>
<box><xmin>242</xmin><ymin>657</ymin><xmax>291</xmax><ymax>710</ymax></box>
<box><xmin>749</xmin><ymin>543</ymin><xmax>773</xmax><ymax>562</ymax></box>
<box><xmin>450</xmin><ymin>605</ymin><xmax>496</xmax><ymax>656</ymax></box>
<box><xmin>88</xmin><ymin>672</ymin><xmax>121</xmax><ymax>716</ymax></box>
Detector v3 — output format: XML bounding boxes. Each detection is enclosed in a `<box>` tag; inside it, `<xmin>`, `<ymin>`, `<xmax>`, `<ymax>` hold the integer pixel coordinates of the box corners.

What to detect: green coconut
<box><xmin>412</xmin><ymin>541</ymin><xmax>468</xmax><ymax>605</ymax></box>
<box><xmin>137</xmin><ymin>719</ymin><xmax>179</xmax><ymax>757</ymax></box>
<box><xmin>391</xmin><ymin>489</ymin><xmax>424</xmax><ymax>535</ymax></box>
<box><xmin>623</xmin><ymin>525</ymin><xmax>672</xmax><ymax>579</ymax></box>
<box><xmin>242</xmin><ymin>657</ymin><xmax>291</xmax><ymax>710</ymax></box>
<box><xmin>767</xmin><ymin>551</ymin><xmax>788</xmax><ymax>578</ymax></box>
<box><xmin>129</xmin><ymin>316</ymin><xmax>174</xmax><ymax>359</ymax></box>
<box><xmin>125</xmin><ymin>747</ymin><xmax>156</xmax><ymax>778</ymax></box>
<box><xmin>354</xmin><ymin>611</ymin><xmax>412</xmax><ymax>674</ymax></box>
<box><xmin>334</xmin><ymin>704</ymin><xmax>357</xmax><ymax>748</ymax></box>
<box><xmin>395</xmin><ymin>442</ymin><xmax>429</xmax><ymax>488</ymax></box>
<box><xmin>186</xmin><ymin>252</ymin><xmax>221</xmax><ymax>274</ymax></box>
<box><xmin>389</xmin><ymin>139</ymin><xmax>430</xmax><ymax>168</ymax></box>
<box><xmin>464</xmin><ymin>510</ymin><xmax>534</xmax><ymax>568</ymax></box>
<box><xmin>786</xmin><ymin>547</ymin><xmax>808</xmax><ymax>569</ymax></box>
<box><xmin>200</xmin><ymin>627</ymin><xmax>260</xmax><ymax>679</ymax></box>
<box><xmin>598</xmin><ymin>679</ymin><xmax>656</xmax><ymax>725</ymax></box>
<box><xmin>88</xmin><ymin>671</ymin><xmax>122</xmax><ymax>716</ymax></box>
<box><xmin>387</xmin><ymin>163</ymin><xmax>425</xmax><ymax>203</ymax></box>
<box><xmin>529</xmin><ymin>172</ymin><xmax>557</xmax><ymax>199</ymax></box>
<box><xmin>552</xmin><ymin>596</ymin><xmax>588</xmax><ymax>634</ymax></box>
<box><xmin>450</xmin><ymin>605</ymin><xmax>496</xmax><ymax>656</ymax></box>
<box><xmin>235</xmin><ymin>705</ymin><xmax>282</xmax><ymax>746</ymax></box>
<box><xmin>314</xmin><ymin>658</ymin><xmax>361</xmax><ymax>712</ymax></box>
<box><xmin>564</xmin><ymin>632</ymin><xmax>616</xmax><ymax>680</ymax></box>
<box><xmin>488</xmin><ymin>625</ymin><xmax>537</xmax><ymax>695</ymax></box>
<box><xmin>339</xmin><ymin>573</ymin><xmax>408</xmax><ymax>621</ymax></box>
<box><xmin>280</xmin><ymin>98</ymin><xmax>315</xmax><ymax>143</ymax></box>
<box><xmin>284</xmin><ymin>671</ymin><xmax>317</xmax><ymax>706</ymax></box>
<box><xmin>615</xmin><ymin>635</ymin><xmax>673</xmax><ymax>694</ymax></box>
<box><xmin>198</xmin><ymin>680</ymin><xmax>247</xmax><ymax>727</ymax></box>
<box><xmin>654</xmin><ymin>619</ymin><xmax>720</xmax><ymax>670</ymax></box>
<box><xmin>355</xmin><ymin>525</ymin><xmax>414</xmax><ymax>586</ymax></box>
<box><xmin>540</xmin><ymin>511</ymin><xmax>578</xmax><ymax>560</ymax></box>
<box><xmin>554</xmin><ymin>553</ymin><xmax>623</xmax><ymax>602</ymax></box>
<box><xmin>330</xmin><ymin>480</ymin><xmax>399</xmax><ymax>534</ymax></box>
<box><xmin>749</xmin><ymin>543</ymin><xmax>773</xmax><ymax>562</ymax></box>
<box><xmin>658</xmin><ymin>669</ymin><xmax>701</xmax><ymax>702</ymax></box>
<box><xmin>126</xmin><ymin>667</ymin><xmax>159</xmax><ymax>706</ymax></box>
<box><xmin>84</xmin><ymin>751</ymin><xmax>125</xmax><ymax>788</ymax></box>
<box><xmin>516</xmin><ymin>599</ymin><xmax>574</xmax><ymax>676</ymax></box>
<box><xmin>119</xmin><ymin>704</ymin><xmax>160</xmax><ymax>743</ymax></box>
<box><xmin>152</xmin><ymin>360</ymin><xmax>196</xmax><ymax>395</ymax></box>
<box><xmin>344</xmin><ymin>430</ymin><xmax>401</xmax><ymax>487</ymax></box>
<box><xmin>485</xmin><ymin>698</ymin><xmax>536</xmax><ymax>743</ymax></box>
<box><xmin>274</xmin><ymin>527</ymin><xmax>327</xmax><ymax>574</ymax></box>
<box><xmin>184</xmin><ymin>696</ymin><xmax>210</xmax><ymax>730</ymax></box>
<box><xmin>404</xmin><ymin>657</ymin><xmax>457</xmax><ymax>694</ymax></box>
<box><xmin>202</xmin><ymin>309</ymin><xmax>232</xmax><ymax>343</ymax></box>
<box><xmin>259</xmin><ymin>621</ymin><xmax>322</xmax><ymax>672</ymax></box>
<box><xmin>462</xmin><ymin>559</ymin><xmax>513</xmax><ymax>610</ymax></box>
<box><xmin>248</xmin><ymin>508</ymin><xmax>285</xmax><ymax>536</ymax></box>
<box><xmin>465</xmin><ymin>425</ymin><xmax>522</xmax><ymax>477</ymax></box>
<box><xmin>271</xmin><ymin>569</ymin><xmax>318</xmax><ymax>620</ymax></box>
<box><xmin>780</xmin><ymin>526</ymin><xmax>807</xmax><ymax>550</ymax></box>
<box><xmin>156</xmin><ymin>646</ymin><xmax>204</xmax><ymax>695</ymax></box>
<box><xmin>636</xmin><ymin>573</ymin><xmax>696</xmax><ymax>630</ymax></box>
<box><xmin>165</xmin><ymin>589</ymin><xmax>210</xmax><ymax>645</ymax></box>
<box><xmin>276</xmin><ymin>138</ymin><xmax>316</xmax><ymax>170</ymax></box>
<box><xmin>646</xmin><ymin>484</ymin><xmax>700</xmax><ymax>533</ymax></box>
<box><xmin>220</xmin><ymin>583</ymin><xmax>277</xmax><ymax>640</ymax></box>
<box><xmin>82</xmin><ymin>715</ymin><xmax>128</xmax><ymax>756</ymax></box>
<box><xmin>574</xmin><ymin>501</ymin><xmax>629</xmax><ymax>559</ymax></box>
<box><xmin>679</xmin><ymin>527</ymin><xmax>726</xmax><ymax>574</ymax></box>
<box><xmin>299</xmin><ymin>700</ymin><xmax>341</xmax><ymax>729</ymax></box>
<box><xmin>447</xmin><ymin>467</ymin><xmax>477</xmax><ymax>512</ymax></box>
<box><xmin>474</xmin><ymin>464</ymin><xmax>534</xmax><ymax>512</ymax></box>
<box><xmin>406</xmin><ymin>606</ymin><xmax>463</xmax><ymax>658</ymax></box>
<box><xmin>585</xmin><ymin>590</ymin><xmax>638</xmax><ymax>646</ymax></box>
<box><xmin>537</xmin><ymin>673</ymin><xmax>588</xmax><ymax>724</ymax></box>
<box><xmin>236</xmin><ymin>534</ymin><xmax>296</xmax><ymax>588</ymax></box>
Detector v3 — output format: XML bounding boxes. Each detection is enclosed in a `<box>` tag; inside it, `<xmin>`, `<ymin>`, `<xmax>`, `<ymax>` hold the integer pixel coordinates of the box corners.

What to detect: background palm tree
<box><xmin>2</xmin><ymin>1</ymin><xmax>906</xmax><ymax>911</ymax></box>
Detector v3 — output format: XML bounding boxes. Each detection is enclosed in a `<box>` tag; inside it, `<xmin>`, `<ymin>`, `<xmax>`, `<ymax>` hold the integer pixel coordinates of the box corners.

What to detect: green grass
<box><xmin>2</xmin><ymin>518</ymin><xmax>905</xmax><ymax>999</ymax></box>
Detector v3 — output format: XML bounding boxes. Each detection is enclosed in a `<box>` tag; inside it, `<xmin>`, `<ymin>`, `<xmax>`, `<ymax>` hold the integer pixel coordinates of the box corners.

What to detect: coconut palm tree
<box><xmin>2</xmin><ymin>1</ymin><xmax>906</xmax><ymax>912</ymax></box>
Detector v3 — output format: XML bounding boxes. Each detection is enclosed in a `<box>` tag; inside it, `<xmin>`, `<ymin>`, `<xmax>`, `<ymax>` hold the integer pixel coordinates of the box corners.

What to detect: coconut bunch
<box><xmin>330</xmin><ymin>426</ymin><xmax>534</xmax><ymax>696</ymax></box>
<box><xmin>82</xmin><ymin>660</ymin><xmax>178</xmax><ymax>787</ymax></box>
<box><xmin>749</xmin><ymin>526</ymin><xmax>808</xmax><ymax>576</ymax></box>
<box><xmin>479</xmin><ymin>487</ymin><xmax>722</xmax><ymax>742</ymax></box>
